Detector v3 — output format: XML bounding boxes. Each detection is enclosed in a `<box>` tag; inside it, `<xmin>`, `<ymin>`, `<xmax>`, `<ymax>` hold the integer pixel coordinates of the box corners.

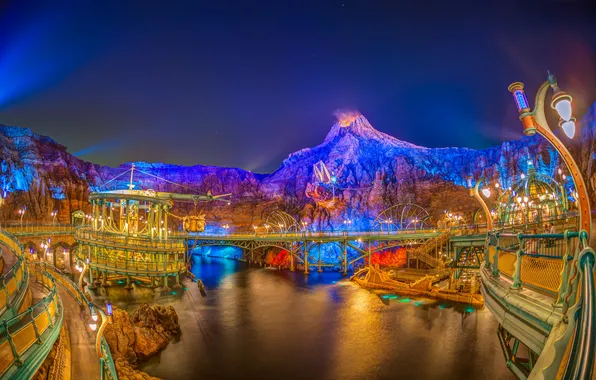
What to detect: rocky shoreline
<box><xmin>103</xmin><ymin>304</ymin><xmax>181</xmax><ymax>380</ymax></box>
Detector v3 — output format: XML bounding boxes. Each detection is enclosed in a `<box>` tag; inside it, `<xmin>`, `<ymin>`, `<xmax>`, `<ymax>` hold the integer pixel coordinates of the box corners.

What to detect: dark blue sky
<box><xmin>0</xmin><ymin>0</ymin><xmax>595</xmax><ymax>172</ymax></box>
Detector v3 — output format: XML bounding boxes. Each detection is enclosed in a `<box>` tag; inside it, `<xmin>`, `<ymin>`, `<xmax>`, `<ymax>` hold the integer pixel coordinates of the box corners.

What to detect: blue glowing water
<box><xmin>137</xmin><ymin>257</ymin><xmax>512</xmax><ymax>380</ymax></box>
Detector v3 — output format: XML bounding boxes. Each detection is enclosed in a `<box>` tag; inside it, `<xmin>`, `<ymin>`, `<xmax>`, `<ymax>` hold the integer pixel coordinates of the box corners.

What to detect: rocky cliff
<box><xmin>1</xmin><ymin>104</ymin><xmax>594</xmax><ymax>230</ymax></box>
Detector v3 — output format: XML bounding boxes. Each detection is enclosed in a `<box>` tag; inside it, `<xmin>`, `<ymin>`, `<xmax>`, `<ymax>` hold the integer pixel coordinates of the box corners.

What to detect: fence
<box><xmin>0</xmin><ymin>229</ymin><xmax>30</xmax><ymax>318</ymax></box>
<box><xmin>487</xmin><ymin>230</ymin><xmax>580</xmax><ymax>299</ymax></box>
<box><xmin>0</xmin><ymin>264</ymin><xmax>62</xmax><ymax>378</ymax></box>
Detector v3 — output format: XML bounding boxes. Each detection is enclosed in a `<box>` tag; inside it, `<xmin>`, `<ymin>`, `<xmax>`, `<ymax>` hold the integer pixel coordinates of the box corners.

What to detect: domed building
<box><xmin>495</xmin><ymin>162</ymin><xmax>576</xmax><ymax>230</ymax></box>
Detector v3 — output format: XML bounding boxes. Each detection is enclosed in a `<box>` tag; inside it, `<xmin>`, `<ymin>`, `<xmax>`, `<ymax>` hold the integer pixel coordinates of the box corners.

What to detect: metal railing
<box><xmin>0</xmin><ymin>230</ymin><xmax>29</xmax><ymax>318</ymax></box>
<box><xmin>76</xmin><ymin>227</ymin><xmax>186</xmax><ymax>251</ymax></box>
<box><xmin>562</xmin><ymin>232</ymin><xmax>595</xmax><ymax>379</ymax></box>
<box><xmin>77</xmin><ymin>252</ymin><xmax>185</xmax><ymax>275</ymax></box>
<box><xmin>1</xmin><ymin>224</ymin><xmax>76</xmax><ymax>235</ymax></box>
<box><xmin>487</xmin><ymin>230</ymin><xmax>580</xmax><ymax>298</ymax></box>
<box><xmin>0</xmin><ymin>263</ymin><xmax>62</xmax><ymax>378</ymax></box>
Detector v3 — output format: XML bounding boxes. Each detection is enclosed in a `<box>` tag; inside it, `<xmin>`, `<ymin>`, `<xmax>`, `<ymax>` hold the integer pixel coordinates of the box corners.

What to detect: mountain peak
<box><xmin>322</xmin><ymin>110</ymin><xmax>422</xmax><ymax>149</ymax></box>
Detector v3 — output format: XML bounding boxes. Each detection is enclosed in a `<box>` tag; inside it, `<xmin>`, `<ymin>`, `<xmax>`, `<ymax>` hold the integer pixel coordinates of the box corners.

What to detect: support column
<box><xmin>125</xmin><ymin>275</ymin><xmax>133</xmax><ymax>289</ymax></box>
<box><xmin>164</xmin><ymin>205</ymin><xmax>169</xmax><ymax>240</ymax></box>
<box><xmin>342</xmin><ymin>239</ymin><xmax>348</xmax><ymax>276</ymax></box>
<box><xmin>304</xmin><ymin>242</ymin><xmax>309</xmax><ymax>275</ymax></box>
<box><xmin>317</xmin><ymin>243</ymin><xmax>322</xmax><ymax>273</ymax></box>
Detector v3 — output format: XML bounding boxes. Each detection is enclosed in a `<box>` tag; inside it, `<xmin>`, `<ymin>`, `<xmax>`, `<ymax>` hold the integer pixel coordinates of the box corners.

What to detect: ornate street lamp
<box><xmin>467</xmin><ymin>176</ymin><xmax>494</xmax><ymax>231</ymax></box>
<box><xmin>508</xmin><ymin>72</ymin><xmax>591</xmax><ymax>238</ymax></box>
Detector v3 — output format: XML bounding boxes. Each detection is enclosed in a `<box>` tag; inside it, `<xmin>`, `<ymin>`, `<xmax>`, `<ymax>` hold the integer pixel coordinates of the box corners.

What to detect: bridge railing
<box><xmin>492</xmin><ymin>214</ymin><xmax>579</xmax><ymax>235</ymax></box>
<box><xmin>0</xmin><ymin>263</ymin><xmax>62</xmax><ymax>378</ymax></box>
<box><xmin>0</xmin><ymin>224</ymin><xmax>76</xmax><ymax>235</ymax></box>
<box><xmin>488</xmin><ymin>231</ymin><xmax>581</xmax><ymax>298</ymax></box>
<box><xmin>193</xmin><ymin>227</ymin><xmax>446</xmax><ymax>240</ymax></box>
<box><xmin>561</xmin><ymin>231</ymin><xmax>595</xmax><ymax>379</ymax></box>
<box><xmin>0</xmin><ymin>230</ymin><xmax>29</xmax><ymax>318</ymax></box>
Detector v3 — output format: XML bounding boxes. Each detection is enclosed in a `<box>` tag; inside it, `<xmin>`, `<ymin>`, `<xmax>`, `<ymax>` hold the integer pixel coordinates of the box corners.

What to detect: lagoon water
<box><xmin>133</xmin><ymin>256</ymin><xmax>513</xmax><ymax>380</ymax></box>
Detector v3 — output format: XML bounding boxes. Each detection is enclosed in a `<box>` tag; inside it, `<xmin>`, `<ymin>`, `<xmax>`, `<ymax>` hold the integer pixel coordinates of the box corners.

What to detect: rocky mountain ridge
<box><xmin>1</xmin><ymin>104</ymin><xmax>594</xmax><ymax>230</ymax></box>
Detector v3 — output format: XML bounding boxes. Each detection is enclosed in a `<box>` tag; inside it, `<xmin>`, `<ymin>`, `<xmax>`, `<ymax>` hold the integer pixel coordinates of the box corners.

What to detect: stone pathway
<box><xmin>56</xmin><ymin>286</ymin><xmax>101</xmax><ymax>380</ymax></box>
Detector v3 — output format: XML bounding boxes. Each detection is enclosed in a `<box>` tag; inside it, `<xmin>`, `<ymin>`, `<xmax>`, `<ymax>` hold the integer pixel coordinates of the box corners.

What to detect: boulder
<box><xmin>103</xmin><ymin>304</ymin><xmax>180</xmax><ymax>378</ymax></box>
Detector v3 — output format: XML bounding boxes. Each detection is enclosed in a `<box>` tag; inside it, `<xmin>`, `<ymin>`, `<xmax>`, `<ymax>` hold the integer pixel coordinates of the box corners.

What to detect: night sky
<box><xmin>0</xmin><ymin>1</ymin><xmax>595</xmax><ymax>173</ymax></box>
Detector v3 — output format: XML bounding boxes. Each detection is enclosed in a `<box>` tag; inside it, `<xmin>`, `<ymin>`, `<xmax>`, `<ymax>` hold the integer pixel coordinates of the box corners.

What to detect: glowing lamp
<box><xmin>495</xmin><ymin>183</ymin><xmax>500</xmax><ymax>189</ymax></box>
<box><xmin>481</xmin><ymin>188</ymin><xmax>491</xmax><ymax>198</ymax></box>
<box><xmin>512</xmin><ymin>89</ymin><xmax>529</xmax><ymax>111</ymax></box>
<box><xmin>520</xmin><ymin>173</ymin><xmax>526</xmax><ymax>179</ymax></box>
<box><xmin>516</xmin><ymin>197</ymin><xmax>522</xmax><ymax>203</ymax></box>
<box><xmin>90</xmin><ymin>307</ymin><xmax>98</xmax><ymax>322</ymax></box>
<box><xmin>523</xmin><ymin>196</ymin><xmax>529</xmax><ymax>203</ymax></box>
<box><xmin>105</xmin><ymin>300</ymin><xmax>113</xmax><ymax>316</ymax></box>
<box><xmin>560</xmin><ymin>119</ymin><xmax>576</xmax><ymax>139</ymax></box>
<box><xmin>89</xmin><ymin>321</ymin><xmax>97</xmax><ymax>331</ymax></box>
<box><xmin>551</xmin><ymin>91</ymin><xmax>573</xmax><ymax>121</ymax></box>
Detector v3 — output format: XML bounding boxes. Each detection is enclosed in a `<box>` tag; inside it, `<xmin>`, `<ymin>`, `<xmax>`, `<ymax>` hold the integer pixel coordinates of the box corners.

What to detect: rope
<box><xmin>135</xmin><ymin>168</ymin><xmax>202</xmax><ymax>194</ymax></box>
<box><xmin>97</xmin><ymin>168</ymin><xmax>132</xmax><ymax>188</ymax></box>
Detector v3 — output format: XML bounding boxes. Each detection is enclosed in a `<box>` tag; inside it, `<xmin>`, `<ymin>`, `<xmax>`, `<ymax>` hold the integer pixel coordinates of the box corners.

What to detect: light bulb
<box><xmin>482</xmin><ymin>188</ymin><xmax>491</xmax><ymax>198</ymax></box>
<box><xmin>561</xmin><ymin>120</ymin><xmax>575</xmax><ymax>139</ymax></box>
<box><xmin>555</xmin><ymin>99</ymin><xmax>572</xmax><ymax>121</ymax></box>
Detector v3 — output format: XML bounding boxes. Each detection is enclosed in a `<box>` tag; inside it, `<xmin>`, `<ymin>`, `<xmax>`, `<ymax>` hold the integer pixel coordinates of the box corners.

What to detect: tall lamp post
<box><xmin>19</xmin><ymin>207</ymin><xmax>26</xmax><ymax>226</ymax></box>
<box><xmin>508</xmin><ymin>73</ymin><xmax>591</xmax><ymax>239</ymax></box>
<box><xmin>88</xmin><ymin>300</ymin><xmax>113</xmax><ymax>378</ymax></box>
<box><xmin>467</xmin><ymin>176</ymin><xmax>494</xmax><ymax>231</ymax></box>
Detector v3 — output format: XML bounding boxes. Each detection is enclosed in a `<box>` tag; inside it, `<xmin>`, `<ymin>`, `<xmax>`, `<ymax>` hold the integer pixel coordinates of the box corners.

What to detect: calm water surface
<box><xmin>125</xmin><ymin>256</ymin><xmax>513</xmax><ymax>380</ymax></box>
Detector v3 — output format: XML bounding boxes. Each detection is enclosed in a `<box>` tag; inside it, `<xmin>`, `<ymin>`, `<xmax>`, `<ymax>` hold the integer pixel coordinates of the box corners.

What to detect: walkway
<box><xmin>56</xmin><ymin>286</ymin><xmax>100</xmax><ymax>380</ymax></box>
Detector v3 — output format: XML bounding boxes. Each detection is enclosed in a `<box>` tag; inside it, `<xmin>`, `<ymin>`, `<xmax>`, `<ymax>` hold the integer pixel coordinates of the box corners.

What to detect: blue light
<box><xmin>514</xmin><ymin>90</ymin><xmax>529</xmax><ymax>110</ymax></box>
<box><xmin>381</xmin><ymin>294</ymin><xmax>399</xmax><ymax>299</ymax></box>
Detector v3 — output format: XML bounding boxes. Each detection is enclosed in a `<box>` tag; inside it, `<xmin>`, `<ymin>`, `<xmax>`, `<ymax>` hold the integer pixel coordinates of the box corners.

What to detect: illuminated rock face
<box><xmin>0</xmin><ymin>103</ymin><xmax>594</xmax><ymax>230</ymax></box>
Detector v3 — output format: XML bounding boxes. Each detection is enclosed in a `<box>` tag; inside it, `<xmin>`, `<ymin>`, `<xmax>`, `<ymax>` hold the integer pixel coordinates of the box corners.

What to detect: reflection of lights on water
<box><xmin>464</xmin><ymin>306</ymin><xmax>475</xmax><ymax>313</ymax></box>
<box><xmin>439</xmin><ymin>304</ymin><xmax>447</xmax><ymax>309</ymax></box>
<box><xmin>381</xmin><ymin>294</ymin><xmax>399</xmax><ymax>299</ymax></box>
<box><xmin>183</xmin><ymin>287</ymin><xmax>188</xmax><ymax>291</ymax></box>
<box><xmin>399</xmin><ymin>298</ymin><xmax>411</xmax><ymax>303</ymax></box>
<box><xmin>414</xmin><ymin>301</ymin><xmax>424</xmax><ymax>306</ymax></box>
<box><xmin>171</xmin><ymin>291</ymin><xmax>177</xmax><ymax>295</ymax></box>
<box><xmin>117</xmin><ymin>280</ymin><xmax>125</xmax><ymax>284</ymax></box>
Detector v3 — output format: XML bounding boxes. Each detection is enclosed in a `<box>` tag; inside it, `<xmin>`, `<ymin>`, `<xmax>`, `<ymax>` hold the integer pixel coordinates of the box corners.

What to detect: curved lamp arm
<box><xmin>508</xmin><ymin>76</ymin><xmax>591</xmax><ymax>239</ymax></box>
<box><xmin>467</xmin><ymin>177</ymin><xmax>493</xmax><ymax>231</ymax></box>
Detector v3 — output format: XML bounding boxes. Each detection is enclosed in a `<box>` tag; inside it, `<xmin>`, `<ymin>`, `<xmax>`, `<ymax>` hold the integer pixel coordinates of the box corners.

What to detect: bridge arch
<box><xmin>265</xmin><ymin>210</ymin><xmax>298</xmax><ymax>233</ymax></box>
<box><xmin>373</xmin><ymin>203</ymin><xmax>431</xmax><ymax>231</ymax></box>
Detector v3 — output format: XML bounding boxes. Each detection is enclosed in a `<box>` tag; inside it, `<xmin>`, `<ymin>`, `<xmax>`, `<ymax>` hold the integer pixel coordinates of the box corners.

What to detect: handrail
<box><xmin>0</xmin><ymin>229</ymin><xmax>30</xmax><ymax>318</ymax></box>
<box><xmin>0</xmin><ymin>263</ymin><xmax>62</xmax><ymax>378</ymax></box>
<box><xmin>1</xmin><ymin>227</ymin><xmax>118</xmax><ymax>380</ymax></box>
<box><xmin>563</xmin><ymin>234</ymin><xmax>595</xmax><ymax>380</ymax></box>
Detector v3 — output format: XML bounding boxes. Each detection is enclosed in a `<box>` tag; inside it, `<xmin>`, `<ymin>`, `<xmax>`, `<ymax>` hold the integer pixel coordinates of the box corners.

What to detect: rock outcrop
<box><xmin>103</xmin><ymin>304</ymin><xmax>180</xmax><ymax>380</ymax></box>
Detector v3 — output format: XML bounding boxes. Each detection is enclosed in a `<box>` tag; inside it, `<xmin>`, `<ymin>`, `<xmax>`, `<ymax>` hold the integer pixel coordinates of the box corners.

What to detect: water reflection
<box><xmin>136</xmin><ymin>256</ymin><xmax>513</xmax><ymax>380</ymax></box>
